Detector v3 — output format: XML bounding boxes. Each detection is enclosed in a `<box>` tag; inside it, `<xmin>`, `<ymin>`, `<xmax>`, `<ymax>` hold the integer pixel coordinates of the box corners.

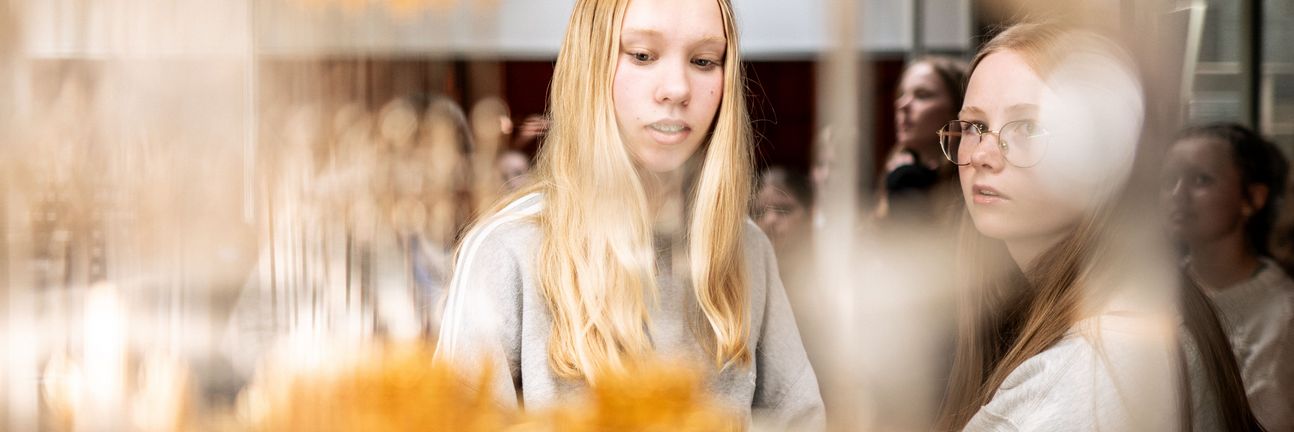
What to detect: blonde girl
<box><xmin>435</xmin><ymin>0</ymin><xmax>824</xmax><ymax>428</ymax></box>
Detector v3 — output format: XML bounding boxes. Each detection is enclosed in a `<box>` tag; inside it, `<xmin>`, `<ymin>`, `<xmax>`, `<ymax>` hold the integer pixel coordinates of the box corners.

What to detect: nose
<box><xmin>969</xmin><ymin>130</ymin><xmax>1005</xmax><ymax>172</ymax></box>
<box><xmin>896</xmin><ymin>94</ymin><xmax>911</xmax><ymax>110</ymax></box>
<box><xmin>655</xmin><ymin>60</ymin><xmax>691</xmax><ymax>106</ymax></box>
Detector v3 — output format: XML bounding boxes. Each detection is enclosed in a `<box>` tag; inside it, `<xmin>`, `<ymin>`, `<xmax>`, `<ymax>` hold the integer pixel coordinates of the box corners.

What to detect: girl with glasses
<box><xmin>935</xmin><ymin>23</ymin><xmax>1262</xmax><ymax>431</ymax></box>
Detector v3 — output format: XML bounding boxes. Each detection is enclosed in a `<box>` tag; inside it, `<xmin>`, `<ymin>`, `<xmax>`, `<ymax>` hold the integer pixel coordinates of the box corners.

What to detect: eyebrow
<box><xmin>621</xmin><ymin>28</ymin><xmax>664</xmax><ymax>39</ymax></box>
<box><xmin>621</xmin><ymin>28</ymin><xmax>726</xmax><ymax>47</ymax></box>
<box><xmin>1006</xmin><ymin>103</ymin><xmax>1040</xmax><ymax>115</ymax></box>
<box><xmin>959</xmin><ymin>103</ymin><xmax>1040</xmax><ymax>117</ymax></box>
<box><xmin>959</xmin><ymin>106</ymin><xmax>985</xmax><ymax>117</ymax></box>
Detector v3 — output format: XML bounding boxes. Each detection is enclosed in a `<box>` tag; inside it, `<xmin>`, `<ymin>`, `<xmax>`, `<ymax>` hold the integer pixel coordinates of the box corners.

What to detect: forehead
<box><xmin>964</xmin><ymin>51</ymin><xmax>1047</xmax><ymax>112</ymax></box>
<box><xmin>621</xmin><ymin>0</ymin><xmax>725</xmax><ymax>43</ymax></box>
<box><xmin>758</xmin><ymin>183</ymin><xmax>798</xmax><ymax>202</ymax></box>
<box><xmin>901</xmin><ymin>63</ymin><xmax>940</xmax><ymax>86</ymax></box>
<box><xmin>1169</xmin><ymin>137</ymin><xmax>1234</xmax><ymax>168</ymax></box>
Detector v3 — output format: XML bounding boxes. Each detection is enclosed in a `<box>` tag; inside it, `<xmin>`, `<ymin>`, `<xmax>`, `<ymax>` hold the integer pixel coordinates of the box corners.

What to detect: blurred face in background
<box><xmin>498</xmin><ymin>150</ymin><xmax>532</xmax><ymax>192</ymax></box>
<box><xmin>896</xmin><ymin>62</ymin><xmax>957</xmax><ymax>160</ymax></box>
<box><xmin>754</xmin><ymin>181</ymin><xmax>809</xmax><ymax>248</ymax></box>
<box><xmin>1162</xmin><ymin>137</ymin><xmax>1254</xmax><ymax>246</ymax></box>
<box><xmin>613</xmin><ymin>0</ymin><xmax>726</xmax><ymax>173</ymax></box>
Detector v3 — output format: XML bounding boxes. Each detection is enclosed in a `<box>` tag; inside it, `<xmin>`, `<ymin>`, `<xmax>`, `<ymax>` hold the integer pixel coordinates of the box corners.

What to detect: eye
<box><xmin>1007</xmin><ymin>120</ymin><xmax>1047</xmax><ymax>139</ymax></box>
<box><xmin>1191</xmin><ymin>173</ymin><xmax>1214</xmax><ymax>186</ymax></box>
<box><xmin>692</xmin><ymin>57</ymin><xmax>721</xmax><ymax>70</ymax></box>
<box><xmin>1019</xmin><ymin>120</ymin><xmax>1042</xmax><ymax>134</ymax></box>
<box><xmin>628</xmin><ymin>51</ymin><xmax>654</xmax><ymax>64</ymax></box>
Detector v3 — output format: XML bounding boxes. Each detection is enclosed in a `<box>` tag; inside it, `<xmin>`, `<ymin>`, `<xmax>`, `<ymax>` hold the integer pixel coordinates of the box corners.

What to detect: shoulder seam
<box><xmin>437</xmin><ymin>193</ymin><xmax>541</xmax><ymax>354</ymax></box>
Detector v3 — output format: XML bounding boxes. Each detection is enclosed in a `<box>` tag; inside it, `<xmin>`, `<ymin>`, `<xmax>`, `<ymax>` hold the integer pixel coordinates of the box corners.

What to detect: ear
<box><xmin>1247</xmin><ymin>183</ymin><xmax>1271</xmax><ymax>215</ymax></box>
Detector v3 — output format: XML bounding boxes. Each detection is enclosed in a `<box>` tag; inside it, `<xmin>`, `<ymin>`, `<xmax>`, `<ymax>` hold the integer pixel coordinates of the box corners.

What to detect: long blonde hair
<box><xmin>936</xmin><ymin>23</ymin><xmax>1261</xmax><ymax>431</ymax></box>
<box><xmin>469</xmin><ymin>0</ymin><xmax>753</xmax><ymax>382</ymax></box>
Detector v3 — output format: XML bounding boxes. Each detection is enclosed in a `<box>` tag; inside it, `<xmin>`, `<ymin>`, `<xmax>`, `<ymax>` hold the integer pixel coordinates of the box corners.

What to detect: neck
<box><xmin>1188</xmin><ymin>232</ymin><xmax>1261</xmax><ymax>290</ymax></box>
<box><xmin>640</xmin><ymin>167</ymin><xmax>688</xmax><ymax>235</ymax></box>
<box><xmin>1005</xmin><ymin>231</ymin><xmax>1067</xmax><ymax>273</ymax></box>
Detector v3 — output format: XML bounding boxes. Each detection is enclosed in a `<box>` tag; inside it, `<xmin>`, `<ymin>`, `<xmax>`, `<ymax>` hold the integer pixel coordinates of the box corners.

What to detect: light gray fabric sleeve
<box><xmin>965</xmin><ymin>320</ymin><xmax>1187</xmax><ymax>432</ymax></box>
<box><xmin>434</xmin><ymin>223</ymin><xmax>525</xmax><ymax>411</ymax></box>
<box><xmin>751</xmin><ymin>232</ymin><xmax>827</xmax><ymax>431</ymax></box>
<box><xmin>1247</xmin><ymin>302</ymin><xmax>1294</xmax><ymax>431</ymax></box>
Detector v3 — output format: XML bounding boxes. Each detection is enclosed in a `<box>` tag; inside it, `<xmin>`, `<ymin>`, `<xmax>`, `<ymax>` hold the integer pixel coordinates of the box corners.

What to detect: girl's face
<box><xmin>895</xmin><ymin>62</ymin><xmax>955</xmax><ymax>155</ymax></box>
<box><xmin>613</xmin><ymin>0</ymin><xmax>726</xmax><ymax>174</ymax></box>
<box><xmin>1162</xmin><ymin>137</ymin><xmax>1253</xmax><ymax>246</ymax></box>
<box><xmin>958</xmin><ymin>51</ymin><xmax>1099</xmax><ymax>252</ymax></box>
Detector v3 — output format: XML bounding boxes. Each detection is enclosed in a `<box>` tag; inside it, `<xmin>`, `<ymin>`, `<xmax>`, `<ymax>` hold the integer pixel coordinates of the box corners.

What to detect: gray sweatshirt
<box><xmin>436</xmin><ymin>193</ymin><xmax>826</xmax><ymax>430</ymax></box>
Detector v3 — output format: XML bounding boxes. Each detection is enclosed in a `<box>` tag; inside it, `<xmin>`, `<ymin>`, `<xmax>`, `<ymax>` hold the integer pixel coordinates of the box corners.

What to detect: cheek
<box><xmin>978</xmin><ymin>167</ymin><xmax>1090</xmax><ymax>240</ymax></box>
<box><xmin>788</xmin><ymin>209</ymin><xmax>807</xmax><ymax>226</ymax></box>
<box><xmin>1195</xmin><ymin>187</ymin><xmax>1245</xmax><ymax>221</ymax></box>
<box><xmin>958</xmin><ymin>167</ymin><xmax>974</xmax><ymax>201</ymax></box>
<box><xmin>612</xmin><ymin>64</ymin><xmax>647</xmax><ymax>123</ymax></box>
<box><xmin>911</xmin><ymin>100</ymin><xmax>949</xmax><ymax>122</ymax></box>
<box><xmin>1019</xmin><ymin>167</ymin><xmax>1092</xmax><ymax>221</ymax></box>
<box><xmin>692</xmin><ymin>73</ymin><xmax>724</xmax><ymax>122</ymax></box>
<box><xmin>1030</xmin><ymin>140</ymin><xmax>1112</xmax><ymax>214</ymax></box>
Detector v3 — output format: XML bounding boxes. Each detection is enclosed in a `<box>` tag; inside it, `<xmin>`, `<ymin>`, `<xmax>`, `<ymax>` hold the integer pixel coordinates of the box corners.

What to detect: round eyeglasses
<box><xmin>937</xmin><ymin>120</ymin><xmax>1052</xmax><ymax>168</ymax></box>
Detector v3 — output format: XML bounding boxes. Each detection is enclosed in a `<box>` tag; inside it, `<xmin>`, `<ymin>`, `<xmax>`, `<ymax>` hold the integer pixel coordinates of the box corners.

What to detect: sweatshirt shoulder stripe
<box><xmin>437</xmin><ymin>193</ymin><xmax>542</xmax><ymax>354</ymax></box>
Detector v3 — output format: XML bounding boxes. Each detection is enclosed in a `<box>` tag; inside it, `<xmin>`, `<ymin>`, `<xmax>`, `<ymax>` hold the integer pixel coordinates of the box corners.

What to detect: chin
<box><xmin>968</xmin><ymin>213</ymin><xmax>1021</xmax><ymax>242</ymax></box>
<box><xmin>634</xmin><ymin>150</ymin><xmax>685</xmax><ymax>173</ymax></box>
<box><xmin>640</xmin><ymin>159</ymin><xmax>689</xmax><ymax>173</ymax></box>
<box><xmin>633</xmin><ymin>145</ymin><xmax>697</xmax><ymax>174</ymax></box>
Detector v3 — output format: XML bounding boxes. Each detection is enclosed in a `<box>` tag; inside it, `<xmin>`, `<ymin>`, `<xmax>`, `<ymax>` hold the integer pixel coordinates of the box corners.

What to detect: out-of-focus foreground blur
<box><xmin>1</xmin><ymin>0</ymin><xmax>1292</xmax><ymax>430</ymax></box>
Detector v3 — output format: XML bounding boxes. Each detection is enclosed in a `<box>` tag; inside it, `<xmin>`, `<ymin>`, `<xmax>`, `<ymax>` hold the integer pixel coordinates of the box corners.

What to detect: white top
<box><xmin>1208</xmin><ymin>258</ymin><xmax>1294</xmax><ymax>431</ymax></box>
<box><xmin>965</xmin><ymin>313</ymin><xmax>1224</xmax><ymax>431</ymax></box>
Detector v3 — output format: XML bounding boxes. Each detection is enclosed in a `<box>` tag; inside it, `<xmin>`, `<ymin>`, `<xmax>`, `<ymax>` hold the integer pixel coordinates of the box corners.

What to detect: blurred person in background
<box><xmin>496</xmin><ymin>148</ymin><xmax>532</xmax><ymax>193</ymax></box>
<box><xmin>935</xmin><ymin>23</ymin><xmax>1262</xmax><ymax>431</ymax></box>
<box><xmin>875</xmin><ymin>56</ymin><xmax>968</xmax><ymax>225</ymax></box>
<box><xmin>497</xmin><ymin>114</ymin><xmax>546</xmax><ymax>193</ymax></box>
<box><xmin>1163</xmin><ymin>122</ymin><xmax>1294</xmax><ymax>431</ymax></box>
<box><xmin>752</xmin><ymin>165</ymin><xmax>820</xmax><ymax>365</ymax></box>
<box><xmin>858</xmin><ymin>58</ymin><xmax>969</xmax><ymax>426</ymax></box>
<box><xmin>809</xmin><ymin>127</ymin><xmax>834</xmax><ymax>228</ymax></box>
<box><xmin>413</xmin><ymin>96</ymin><xmax>477</xmax><ymax>330</ymax></box>
<box><xmin>511</xmin><ymin>113</ymin><xmax>550</xmax><ymax>155</ymax></box>
<box><xmin>754</xmin><ymin>165</ymin><xmax>814</xmax><ymax>254</ymax></box>
<box><xmin>435</xmin><ymin>0</ymin><xmax>824</xmax><ymax>428</ymax></box>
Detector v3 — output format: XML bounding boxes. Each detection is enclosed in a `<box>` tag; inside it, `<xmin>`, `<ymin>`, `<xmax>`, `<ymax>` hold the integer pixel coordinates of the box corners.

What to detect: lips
<box><xmin>971</xmin><ymin>184</ymin><xmax>1008</xmax><ymax>204</ymax></box>
<box><xmin>646</xmin><ymin>120</ymin><xmax>691</xmax><ymax>145</ymax></box>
